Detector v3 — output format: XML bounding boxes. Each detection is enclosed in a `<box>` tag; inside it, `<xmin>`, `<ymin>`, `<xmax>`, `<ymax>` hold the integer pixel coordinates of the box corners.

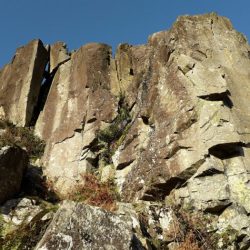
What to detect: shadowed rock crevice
<box><xmin>204</xmin><ymin>202</ymin><xmax>232</xmax><ymax>214</ymax></box>
<box><xmin>195</xmin><ymin>168</ymin><xmax>224</xmax><ymax>177</ymax></box>
<box><xmin>208</xmin><ymin>142</ymin><xmax>244</xmax><ymax>159</ymax></box>
<box><xmin>80</xmin><ymin>143</ymin><xmax>101</xmax><ymax>169</ymax></box>
<box><xmin>30</xmin><ymin>57</ymin><xmax>71</xmax><ymax>127</ymax></box>
<box><xmin>143</xmin><ymin>177</ymin><xmax>186</xmax><ymax>201</ymax></box>
<box><xmin>116</xmin><ymin>159</ymin><xmax>135</xmax><ymax>170</ymax></box>
<box><xmin>141</xmin><ymin>115</ymin><xmax>150</xmax><ymax>125</ymax></box>
<box><xmin>164</xmin><ymin>146</ymin><xmax>192</xmax><ymax>160</ymax></box>
<box><xmin>21</xmin><ymin>164</ymin><xmax>59</xmax><ymax>203</ymax></box>
<box><xmin>198</xmin><ymin>90</ymin><xmax>233</xmax><ymax>108</ymax></box>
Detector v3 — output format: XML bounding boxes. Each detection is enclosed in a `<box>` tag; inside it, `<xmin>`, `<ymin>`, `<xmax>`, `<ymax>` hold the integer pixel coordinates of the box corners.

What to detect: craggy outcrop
<box><xmin>116</xmin><ymin>14</ymin><xmax>250</xmax><ymax>206</ymax></box>
<box><xmin>0</xmin><ymin>146</ymin><xmax>28</xmax><ymax>204</ymax></box>
<box><xmin>32</xmin><ymin>14</ymin><xmax>250</xmax><ymax>210</ymax></box>
<box><xmin>0</xmin><ymin>12</ymin><xmax>250</xmax><ymax>249</ymax></box>
<box><xmin>0</xmin><ymin>39</ymin><xmax>48</xmax><ymax>126</ymax></box>
<box><xmin>35</xmin><ymin>43</ymin><xmax>118</xmax><ymax>196</ymax></box>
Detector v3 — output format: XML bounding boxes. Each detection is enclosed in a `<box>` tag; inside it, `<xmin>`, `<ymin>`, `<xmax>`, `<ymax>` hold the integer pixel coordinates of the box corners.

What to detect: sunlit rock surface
<box><xmin>0</xmin><ymin>39</ymin><xmax>48</xmax><ymax>126</ymax></box>
<box><xmin>0</xmin><ymin>13</ymin><xmax>250</xmax><ymax>249</ymax></box>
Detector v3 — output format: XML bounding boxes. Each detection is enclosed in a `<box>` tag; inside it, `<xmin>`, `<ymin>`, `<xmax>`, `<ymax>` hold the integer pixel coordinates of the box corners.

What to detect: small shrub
<box><xmin>0</xmin><ymin>119</ymin><xmax>45</xmax><ymax>159</ymax></box>
<box><xmin>98</xmin><ymin>106</ymin><xmax>131</xmax><ymax>144</ymax></box>
<box><xmin>70</xmin><ymin>173</ymin><xmax>119</xmax><ymax>212</ymax></box>
<box><xmin>97</xmin><ymin>97</ymin><xmax>132</xmax><ymax>165</ymax></box>
<box><xmin>177</xmin><ymin>232</ymin><xmax>201</xmax><ymax>250</ymax></box>
<box><xmin>167</xmin><ymin>204</ymin><xmax>217</xmax><ymax>250</ymax></box>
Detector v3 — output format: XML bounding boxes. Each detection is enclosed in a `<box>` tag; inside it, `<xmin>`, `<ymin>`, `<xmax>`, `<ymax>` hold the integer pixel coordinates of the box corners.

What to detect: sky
<box><xmin>0</xmin><ymin>0</ymin><xmax>249</xmax><ymax>67</ymax></box>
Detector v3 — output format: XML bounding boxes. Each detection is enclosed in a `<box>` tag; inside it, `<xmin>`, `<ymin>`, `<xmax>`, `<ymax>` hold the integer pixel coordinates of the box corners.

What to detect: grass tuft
<box><xmin>0</xmin><ymin>119</ymin><xmax>45</xmax><ymax>159</ymax></box>
<box><xmin>69</xmin><ymin>173</ymin><xmax>119</xmax><ymax>212</ymax></box>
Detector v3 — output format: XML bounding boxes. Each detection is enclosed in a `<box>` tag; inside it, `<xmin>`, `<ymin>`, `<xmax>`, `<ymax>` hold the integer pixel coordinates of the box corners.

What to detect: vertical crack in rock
<box><xmin>26</xmin><ymin>41</ymin><xmax>49</xmax><ymax>126</ymax></box>
<box><xmin>30</xmin><ymin>56</ymin><xmax>71</xmax><ymax>127</ymax></box>
<box><xmin>96</xmin><ymin>94</ymin><xmax>132</xmax><ymax>166</ymax></box>
<box><xmin>208</xmin><ymin>142</ymin><xmax>244</xmax><ymax>160</ymax></box>
<box><xmin>210</xmin><ymin>17</ymin><xmax>215</xmax><ymax>36</ymax></box>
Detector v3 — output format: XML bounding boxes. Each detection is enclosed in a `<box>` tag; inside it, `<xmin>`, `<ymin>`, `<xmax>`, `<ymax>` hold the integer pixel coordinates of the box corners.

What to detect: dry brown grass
<box><xmin>70</xmin><ymin>173</ymin><xmax>119</xmax><ymax>212</ymax></box>
<box><xmin>177</xmin><ymin>232</ymin><xmax>201</xmax><ymax>250</ymax></box>
<box><xmin>167</xmin><ymin>204</ymin><xmax>216</xmax><ymax>250</ymax></box>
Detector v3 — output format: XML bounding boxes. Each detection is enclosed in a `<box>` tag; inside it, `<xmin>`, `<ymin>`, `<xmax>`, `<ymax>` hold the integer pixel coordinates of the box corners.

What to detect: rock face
<box><xmin>49</xmin><ymin>42</ymin><xmax>70</xmax><ymax>73</ymax></box>
<box><xmin>0</xmin><ymin>146</ymin><xmax>28</xmax><ymax>204</ymax></box>
<box><xmin>0</xmin><ymin>12</ymin><xmax>250</xmax><ymax>249</ymax></box>
<box><xmin>0</xmin><ymin>39</ymin><xmax>48</xmax><ymax>126</ymax></box>
<box><xmin>35</xmin><ymin>201</ymin><xmax>142</xmax><ymax>250</ymax></box>
<box><xmin>35</xmin><ymin>43</ymin><xmax>118</xmax><ymax>197</ymax></box>
<box><xmin>33</xmin><ymin>14</ymin><xmax>250</xmax><ymax>208</ymax></box>
<box><xmin>114</xmin><ymin>14</ymin><xmax>250</xmax><ymax>205</ymax></box>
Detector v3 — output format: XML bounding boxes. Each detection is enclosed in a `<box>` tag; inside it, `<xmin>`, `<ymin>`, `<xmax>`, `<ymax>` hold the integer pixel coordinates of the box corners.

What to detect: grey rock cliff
<box><xmin>0</xmin><ymin>12</ymin><xmax>250</xmax><ymax>250</ymax></box>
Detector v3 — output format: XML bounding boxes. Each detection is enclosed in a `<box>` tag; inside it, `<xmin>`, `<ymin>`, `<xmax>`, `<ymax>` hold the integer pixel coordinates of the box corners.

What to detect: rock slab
<box><xmin>35</xmin><ymin>201</ymin><xmax>142</xmax><ymax>250</ymax></box>
<box><xmin>0</xmin><ymin>39</ymin><xmax>48</xmax><ymax>126</ymax></box>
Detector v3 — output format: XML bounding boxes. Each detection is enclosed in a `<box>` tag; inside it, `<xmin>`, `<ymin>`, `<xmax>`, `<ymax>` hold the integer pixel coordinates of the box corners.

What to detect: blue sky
<box><xmin>0</xmin><ymin>0</ymin><xmax>249</xmax><ymax>67</ymax></box>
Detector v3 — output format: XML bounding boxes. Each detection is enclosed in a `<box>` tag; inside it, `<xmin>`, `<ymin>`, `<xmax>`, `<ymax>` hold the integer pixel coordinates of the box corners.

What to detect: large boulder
<box><xmin>35</xmin><ymin>201</ymin><xmax>143</xmax><ymax>250</ymax></box>
<box><xmin>0</xmin><ymin>39</ymin><xmax>48</xmax><ymax>126</ymax></box>
<box><xmin>0</xmin><ymin>146</ymin><xmax>28</xmax><ymax>204</ymax></box>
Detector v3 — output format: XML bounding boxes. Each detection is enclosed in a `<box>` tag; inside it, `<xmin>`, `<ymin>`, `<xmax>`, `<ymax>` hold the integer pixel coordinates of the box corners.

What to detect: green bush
<box><xmin>96</xmin><ymin>97</ymin><xmax>131</xmax><ymax>164</ymax></box>
<box><xmin>0</xmin><ymin>119</ymin><xmax>45</xmax><ymax>159</ymax></box>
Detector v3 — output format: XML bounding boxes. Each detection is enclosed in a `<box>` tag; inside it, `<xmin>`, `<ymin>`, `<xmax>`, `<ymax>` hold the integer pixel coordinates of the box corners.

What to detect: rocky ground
<box><xmin>0</xmin><ymin>13</ymin><xmax>250</xmax><ymax>249</ymax></box>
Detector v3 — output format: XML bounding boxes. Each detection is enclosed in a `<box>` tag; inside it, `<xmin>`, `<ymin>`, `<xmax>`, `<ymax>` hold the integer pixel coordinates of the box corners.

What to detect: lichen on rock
<box><xmin>0</xmin><ymin>12</ymin><xmax>250</xmax><ymax>250</ymax></box>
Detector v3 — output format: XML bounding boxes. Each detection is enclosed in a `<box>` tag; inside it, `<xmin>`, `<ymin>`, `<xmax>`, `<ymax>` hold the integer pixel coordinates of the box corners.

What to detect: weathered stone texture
<box><xmin>35</xmin><ymin>43</ymin><xmax>118</xmax><ymax>197</ymax></box>
<box><xmin>0</xmin><ymin>146</ymin><xmax>28</xmax><ymax>204</ymax></box>
<box><xmin>0</xmin><ymin>197</ymin><xmax>57</xmax><ymax>248</ymax></box>
<box><xmin>114</xmin><ymin>13</ymin><xmax>250</xmax><ymax>209</ymax></box>
<box><xmin>35</xmin><ymin>201</ymin><xmax>143</xmax><ymax>250</ymax></box>
<box><xmin>1</xmin><ymin>13</ymin><xmax>249</xmax><ymax>248</ymax></box>
<box><xmin>0</xmin><ymin>39</ymin><xmax>48</xmax><ymax>126</ymax></box>
<box><xmin>49</xmin><ymin>42</ymin><xmax>70</xmax><ymax>73</ymax></box>
<box><xmin>31</xmin><ymin>14</ymin><xmax>250</xmax><ymax>213</ymax></box>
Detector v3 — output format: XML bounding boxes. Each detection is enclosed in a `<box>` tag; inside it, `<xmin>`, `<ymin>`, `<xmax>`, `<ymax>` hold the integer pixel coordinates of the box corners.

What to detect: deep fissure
<box><xmin>30</xmin><ymin>57</ymin><xmax>71</xmax><ymax>127</ymax></box>
<box><xmin>198</xmin><ymin>90</ymin><xmax>233</xmax><ymax>108</ymax></box>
